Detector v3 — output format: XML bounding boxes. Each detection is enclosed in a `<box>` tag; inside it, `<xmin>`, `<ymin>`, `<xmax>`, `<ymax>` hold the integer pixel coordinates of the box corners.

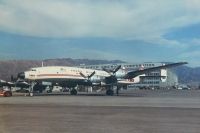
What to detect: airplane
<box><xmin>16</xmin><ymin>62</ymin><xmax>187</xmax><ymax>96</ymax></box>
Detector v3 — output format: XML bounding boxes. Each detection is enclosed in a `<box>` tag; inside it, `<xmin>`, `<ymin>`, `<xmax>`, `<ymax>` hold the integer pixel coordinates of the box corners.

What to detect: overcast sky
<box><xmin>0</xmin><ymin>0</ymin><xmax>200</xmax><ymax>66</ymax></box>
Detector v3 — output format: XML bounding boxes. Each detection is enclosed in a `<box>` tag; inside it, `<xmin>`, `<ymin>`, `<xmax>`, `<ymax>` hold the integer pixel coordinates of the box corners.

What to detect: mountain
<box><xmin>173</xmin><ymin>66</ymin><xmax>200</xmax><ymax>85</ymax></box>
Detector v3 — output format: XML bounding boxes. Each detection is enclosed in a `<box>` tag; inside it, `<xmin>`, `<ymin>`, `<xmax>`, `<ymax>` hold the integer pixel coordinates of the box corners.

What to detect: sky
<box><xmin>0</xmin><ymin>0</ymin><xmax>200</xmax><ymax>67</ymax></box>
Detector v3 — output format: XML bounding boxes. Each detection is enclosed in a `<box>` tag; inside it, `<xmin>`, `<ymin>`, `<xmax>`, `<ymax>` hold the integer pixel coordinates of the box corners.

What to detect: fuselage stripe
<box><xmin>37</xmin><ymin>74</ymin><xmax>82</xmax><ymax>77</ymax></box>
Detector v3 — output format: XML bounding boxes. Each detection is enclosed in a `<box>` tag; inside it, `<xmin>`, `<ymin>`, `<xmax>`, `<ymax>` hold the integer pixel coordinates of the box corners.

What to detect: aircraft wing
<box><xmin>0</xmin><ymin>79</ymin><xmax>30</xmax><ymax>88</ymax></box>
<box><xmin>15</xmin><ymin>80</ymin><xmax>30</xmax><ymax>88</ymax></box>
<box><xmin>124</xmin><ymin>62</ymin><xmax>188</xmax><ymax>79</ymax></box>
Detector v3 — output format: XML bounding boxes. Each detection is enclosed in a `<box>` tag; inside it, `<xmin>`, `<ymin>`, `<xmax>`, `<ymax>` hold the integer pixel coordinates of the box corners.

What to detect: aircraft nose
<box><xmin>17</xmin><ymin>72</ymin><xmax>25</xmax><ymax>79</ymax></box>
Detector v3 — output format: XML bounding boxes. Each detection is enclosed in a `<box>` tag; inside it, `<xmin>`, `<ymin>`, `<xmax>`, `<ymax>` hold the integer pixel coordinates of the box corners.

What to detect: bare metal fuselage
<box><xmin>23</xmin><ymin>66</ymin><xmax>136</xmax><ymax>86</ymax></box>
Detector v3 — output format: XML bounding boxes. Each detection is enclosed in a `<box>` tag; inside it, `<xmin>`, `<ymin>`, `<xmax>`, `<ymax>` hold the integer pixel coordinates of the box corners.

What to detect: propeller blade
<box><xmin>80</xmin><ymin>71</ymin><xmax>95</xmax><ymax>80</ymax></box>
<box><xmin>88</xmin><ymin>71</ymin><xmax>95</xmax><ymax>79</ymax></box>
<box><xmin>11</xmin><ymin>75</ymin><xmax>14</xmax><ymax>82</ymax></box>
<box><xmin>102</xmin><ymin>68</ymin><xmax>111</xmax><ymax>73</ymax></box>
<box><xmin>103</xmin><ymin>65</ymin><xmax>121</xmax><ymax>74</ymax></box>
<box><xmin>113</xmin><ymin>65</ymin><xmax>121</xmax><ymax>74</ymax></box>
<box><xmin>79</xmin><ymin>72</ymin><xmax>87</xmax><ymax>79</ymax></box>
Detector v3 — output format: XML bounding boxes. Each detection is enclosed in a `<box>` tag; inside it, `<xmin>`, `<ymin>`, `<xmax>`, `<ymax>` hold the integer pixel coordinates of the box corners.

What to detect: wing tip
<box><xmin>179</xmin><ymin>62</ymin><xmax>188</xmax><ymax>65</ymax></box>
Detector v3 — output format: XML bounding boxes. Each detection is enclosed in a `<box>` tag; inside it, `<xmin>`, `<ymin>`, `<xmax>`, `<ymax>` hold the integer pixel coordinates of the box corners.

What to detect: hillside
<box><xmin>173</xmin><ymin>66</ymin><xmax>200</xmax><ymax>84</ymax></box>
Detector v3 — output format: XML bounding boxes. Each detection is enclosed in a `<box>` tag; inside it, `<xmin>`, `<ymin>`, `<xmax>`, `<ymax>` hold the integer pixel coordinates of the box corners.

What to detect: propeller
<box><xmin>11</xmin><ymin>75</ymin><xmax>14</xmax><ymax>82</ymax></box>
<box><xmin>103</xmin><ymin>65</ymin><xmax>121</xmax><ymax>85</ymax></box>
<box><xmin>80</xmin><ymin>72</ymin><xmax>87</xmax><ymax>79</ymax></box>
<box><xmin>102</xmin><ymin>68</ymin><xmax>111</xmax><ymax>73</ymax></box>
<box><xmin>80</xmin><ymin>71</ymin><xmax>96</xmax><ymax>82</ymax></box>
<box><xmin>10</xmin><ymin>75</ymin><xmax>17</xmax><ymax>82</ymax></box>
<box><xmin>102</xmin><ymin>65</ymin><xmax>122</xmax><ymax>96</ymax></box>
<box><xmin>103</xmin><ymin>65</ymin><xmax>121</xmax><ymax>75</ymax></box>
<box><xmin>113</xmin><ymin>65</ymin><xmax>121</xmax><ymax>74</ymax></box>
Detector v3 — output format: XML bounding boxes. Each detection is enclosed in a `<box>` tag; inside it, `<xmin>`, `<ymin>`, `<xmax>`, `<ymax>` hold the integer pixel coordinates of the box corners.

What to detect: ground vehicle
<box><xmin>0</xmin><ymin>89</ymin><xmax>12</xmax><ymax>97</ymax></box>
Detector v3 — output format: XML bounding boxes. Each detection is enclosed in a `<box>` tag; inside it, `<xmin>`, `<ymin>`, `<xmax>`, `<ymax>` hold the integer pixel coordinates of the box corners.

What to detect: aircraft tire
<box><xmin>70</xmin><ymin>89</ymin><xmax>77</xmax><ymax>95</ymax></box>
<box><xmin>106</xmin><ymin>89</ymin><xmax>114</xmax><ymax>96</ymax></box>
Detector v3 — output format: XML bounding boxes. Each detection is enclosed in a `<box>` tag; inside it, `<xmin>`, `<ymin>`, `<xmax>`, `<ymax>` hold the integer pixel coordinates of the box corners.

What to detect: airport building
<box><xmin>78</xmin><ymin>62</ymin><xmax>178</xmax><ymax>89</ymax></box>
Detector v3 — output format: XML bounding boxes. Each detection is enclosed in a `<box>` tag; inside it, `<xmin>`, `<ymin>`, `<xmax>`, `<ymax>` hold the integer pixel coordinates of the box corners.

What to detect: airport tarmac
<box><xmin>0</xmin><ymin>90</ymin><xmax>200</xmax><ymax>133</ymax></box>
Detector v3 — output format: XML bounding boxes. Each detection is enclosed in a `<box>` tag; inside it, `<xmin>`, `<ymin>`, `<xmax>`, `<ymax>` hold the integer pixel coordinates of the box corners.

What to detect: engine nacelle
<box><xmin>105</xmin><ymin>76</ymin><xmax>117</xmax><ymax>84</ymax></box>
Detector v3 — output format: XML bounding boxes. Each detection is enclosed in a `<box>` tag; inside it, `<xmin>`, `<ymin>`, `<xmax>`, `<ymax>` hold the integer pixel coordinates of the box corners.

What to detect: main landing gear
<box><xmin>106</xmin><ymin>85</ymin><xmax>114</xmax><ymax>96</ymax></box>
<box><xmin>29</xmin><ymin>82</ymin><xmax>36</xmax><ymax>96</ymax></box>
<box><xmin>105</xmin><ymin>86</ymin><xmax>120</xmax><ymax>96</ymax></box>
<box><xmin>70</xmin><ymin>89</ymin><xmax>77</xmax><ymax>95</ymax></box>
<box><xmin>106</xmin><ymin>89</ymin><xmax>114</xmax><ymax>96</ymax></box>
